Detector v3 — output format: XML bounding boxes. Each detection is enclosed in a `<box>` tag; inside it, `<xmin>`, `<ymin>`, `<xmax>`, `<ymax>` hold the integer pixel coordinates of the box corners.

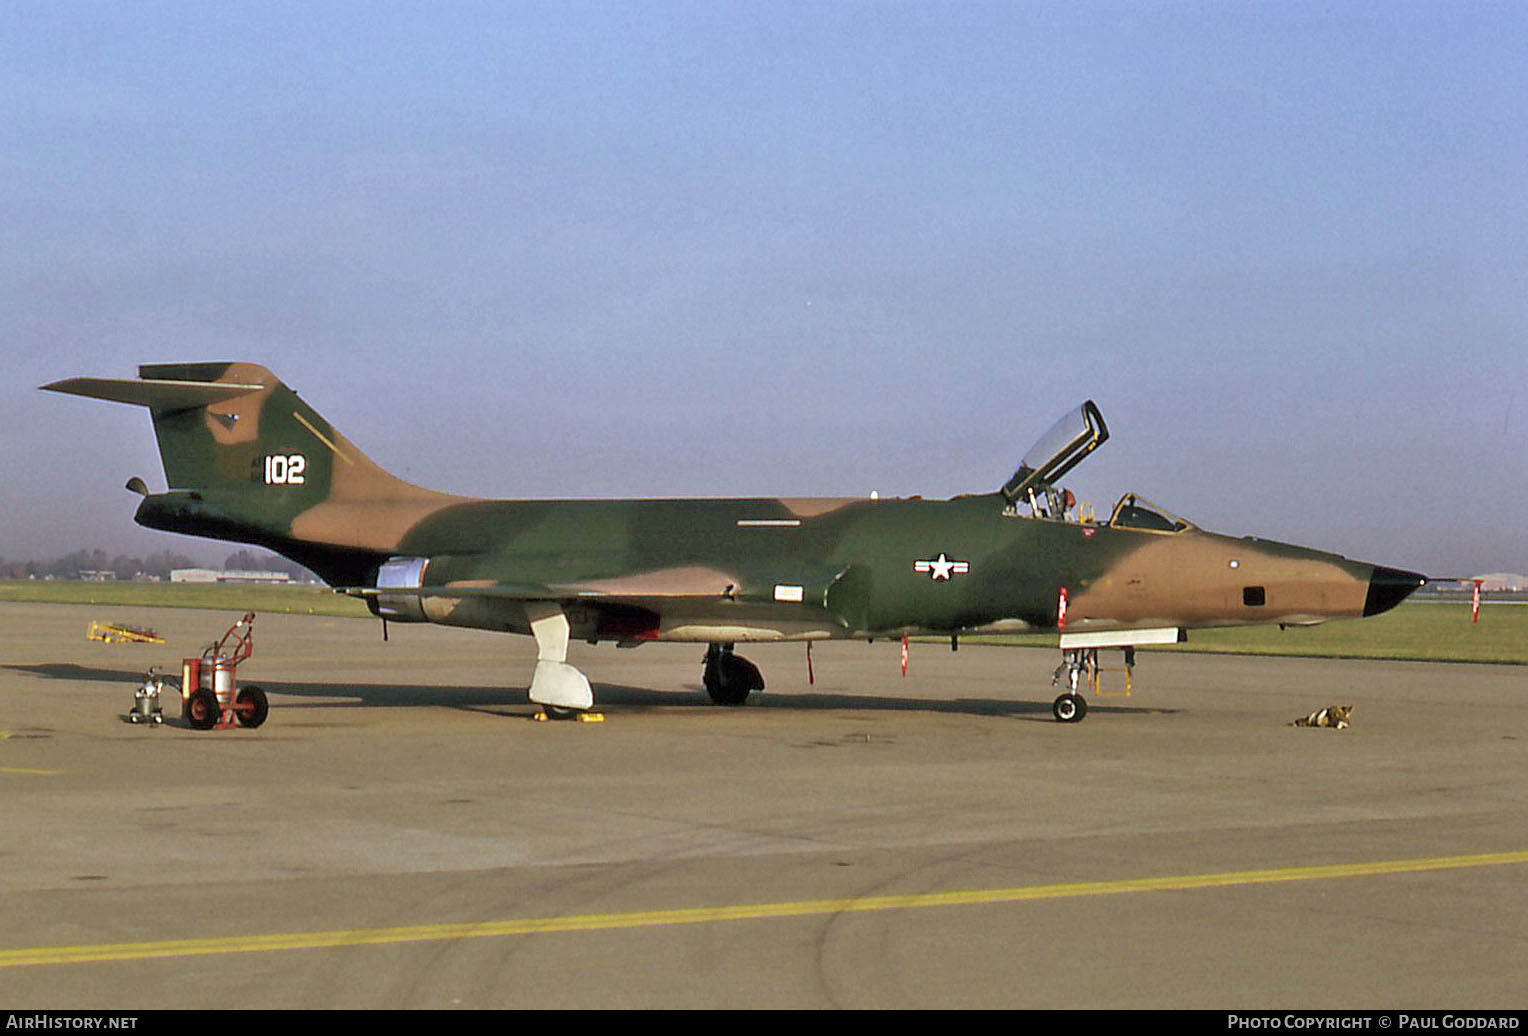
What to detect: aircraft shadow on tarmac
<box><xmin>6</xmin><ymin>662</ymin><xmax>1173</xmax><ymax>721</ymax></box>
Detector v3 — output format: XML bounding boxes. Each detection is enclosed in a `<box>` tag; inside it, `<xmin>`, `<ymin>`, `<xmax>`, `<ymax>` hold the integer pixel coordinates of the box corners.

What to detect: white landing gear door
<box><xmin>524</xmin><ymin>603</ymin><xmax>594</xmax><ymax>711</ymax></box>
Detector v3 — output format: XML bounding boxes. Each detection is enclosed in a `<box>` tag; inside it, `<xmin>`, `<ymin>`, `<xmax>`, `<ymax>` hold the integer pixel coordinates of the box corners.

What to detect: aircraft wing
<box><xmin>340</xmin><ymin>559</ymin><xmax>868</xmax><ymax>635</ymax></box>
<box><xmin>339</xmin><ymin>567</ymin><xmax>848</xmax><ymax>606</ymax></box>
<box><xmin>339</xmin><ymin>563</ymin><xmax>757</xmax><ymax>606</ymax></box>
<box><xmin>338</xmin><ymin>583</ymin><xmax>578</xmax><ymax>602</ymax></box>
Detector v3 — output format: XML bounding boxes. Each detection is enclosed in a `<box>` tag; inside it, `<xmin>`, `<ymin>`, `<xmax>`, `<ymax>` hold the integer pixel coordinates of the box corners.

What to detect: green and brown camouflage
<box><xmin>43</xmin><ymin>362</ymin><xmax>1425</xmax><ymax>719</ymax></box>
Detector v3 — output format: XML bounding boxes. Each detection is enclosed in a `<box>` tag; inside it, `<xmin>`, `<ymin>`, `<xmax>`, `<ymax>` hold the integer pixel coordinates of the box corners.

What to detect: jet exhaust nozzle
<box><xmin>1363</xmin><ymin>566</ymin><xmax>1427</xmax><ymax>618</ymax></box>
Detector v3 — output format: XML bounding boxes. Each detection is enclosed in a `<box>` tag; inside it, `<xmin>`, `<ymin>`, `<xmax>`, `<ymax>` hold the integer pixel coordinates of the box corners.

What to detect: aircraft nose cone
<box><xmin>1363</xmin><ymin>566</ymin><xmax>1426</xmax><ymax>617</ymax></box>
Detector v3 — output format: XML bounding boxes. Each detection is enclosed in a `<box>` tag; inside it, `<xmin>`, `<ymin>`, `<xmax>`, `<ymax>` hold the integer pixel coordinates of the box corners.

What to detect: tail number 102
<box><xmin>263</xmin><ymin>454</ymin><xmax>307</xmax><ymax>485</ymax></box>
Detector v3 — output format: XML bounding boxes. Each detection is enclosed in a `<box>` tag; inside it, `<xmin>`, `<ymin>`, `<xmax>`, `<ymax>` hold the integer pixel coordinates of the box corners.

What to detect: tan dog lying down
<box><xmin>1291</xmin><ymin>704</ymin><xmax>1353</xmax><ymax>729</ymax></box>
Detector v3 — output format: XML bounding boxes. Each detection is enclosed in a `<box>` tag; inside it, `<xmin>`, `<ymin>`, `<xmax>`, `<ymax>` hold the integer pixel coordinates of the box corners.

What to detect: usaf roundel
<box><xmin>914</xmin><ymin>553</ymin><xmax>970</xmax><ymax>581</ymax></box>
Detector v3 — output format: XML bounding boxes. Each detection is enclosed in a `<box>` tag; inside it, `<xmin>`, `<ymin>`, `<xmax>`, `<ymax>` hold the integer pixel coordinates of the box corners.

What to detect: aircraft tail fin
<box><xmin>43</xmin><ymin>363</ymin><xmax>459</xmax><ymax>582</ymax></box>
<box><xmin>44</xmin><ymin>362</ymin><xmax>429</xmax><ymax>498</ymax></box>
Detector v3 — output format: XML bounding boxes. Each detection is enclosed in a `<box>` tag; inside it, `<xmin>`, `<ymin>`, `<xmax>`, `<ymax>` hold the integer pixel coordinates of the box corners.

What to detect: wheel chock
<box><xmin>533</xmin><ymin>710</ymin><xmax>605</xmax><ymax>723</ymax></box>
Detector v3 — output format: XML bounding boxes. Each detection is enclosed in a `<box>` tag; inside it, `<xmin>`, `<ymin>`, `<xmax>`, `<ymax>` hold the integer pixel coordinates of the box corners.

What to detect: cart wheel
<box><xmin>235</xmin><ymin>686</ymin><xmax>269</xmax><ymax>729</ymax></box>
<box><xmin>186</xmin><ymin>689</ymin><xmax>219</xmax><ymax>730</ymax></box>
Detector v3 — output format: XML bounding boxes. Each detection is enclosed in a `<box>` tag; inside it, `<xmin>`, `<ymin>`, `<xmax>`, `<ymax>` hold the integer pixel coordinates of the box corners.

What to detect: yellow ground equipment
<box><xmin>88</xmin><ymin>620</ymin><xmax>165</xmax><ymax>645</ymax></box>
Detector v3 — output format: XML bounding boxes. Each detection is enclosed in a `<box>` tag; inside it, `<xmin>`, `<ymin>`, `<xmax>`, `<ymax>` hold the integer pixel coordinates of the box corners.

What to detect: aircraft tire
<box><xmin>235</xmin><ymin>686</ymin><xmax>269</xmax><ymax>728</ymax></box>
<box><xmin>186</xmin><ymin>689</ymin><xmax>220</xmax><ymax>730</ymax></box>
<box><xmin>704</xmin><ymin>671</ymin><xmax>750</xmax><ymax>706</ymax></box>
<box><xmin>1052</xmin><ymin>693</ymin><xmax>1088</xmax><ymax>723</ymax></box>
<box><xmin>704</xmin><ymin>653</ymin><xmax>763</xmax><ymax>707</ymax></box>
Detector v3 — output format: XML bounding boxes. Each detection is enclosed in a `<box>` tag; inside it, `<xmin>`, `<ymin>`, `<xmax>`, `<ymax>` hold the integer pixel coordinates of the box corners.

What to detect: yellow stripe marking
<box><xmin>292</xmin><ymin>411</ymin><xmax>353</xmax><ymax>466</ymax></box>
<box><xmin>3</xmin><ymin>850</ymin><xmax>1525</xmax><ymax>969</ymax></box>
<box><xmin>0</xmin><ymin>767</ymin><xmax>63</xmax><ymax>776</ymax></box>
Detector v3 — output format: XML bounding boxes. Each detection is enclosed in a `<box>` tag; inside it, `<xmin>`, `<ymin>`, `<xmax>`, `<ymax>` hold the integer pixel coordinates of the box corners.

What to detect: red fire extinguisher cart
<box><xmin>181</xmin><ymin>612</ymin><xmax>268</xmax><ymax>730</ymax></box>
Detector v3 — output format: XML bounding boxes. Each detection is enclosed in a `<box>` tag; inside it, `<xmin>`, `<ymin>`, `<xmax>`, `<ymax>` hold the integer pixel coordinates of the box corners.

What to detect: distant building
<box><xmin>170</xmin><ymin>569</ymin><xmax>292</xmax><ymax>584</ymax></box>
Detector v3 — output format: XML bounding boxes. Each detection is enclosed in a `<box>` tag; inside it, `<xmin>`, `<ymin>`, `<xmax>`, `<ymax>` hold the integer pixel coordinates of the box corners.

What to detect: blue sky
<box><xmin>3</xmin><ymin>1</ymin><xmax>1524</xmax><ymax>576</ymax></box>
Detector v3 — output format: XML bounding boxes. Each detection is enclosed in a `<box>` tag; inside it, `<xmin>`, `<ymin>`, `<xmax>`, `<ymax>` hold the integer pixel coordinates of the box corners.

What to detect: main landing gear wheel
<box><xmin>703</xmin><ymin>644</ymin><xmax>764</xmax><ymax>706</ymax></box>
<box><xmin>1052</xmin><ymin>693</ymin><xmax>1088</xmax><ymax>723</ymax></box>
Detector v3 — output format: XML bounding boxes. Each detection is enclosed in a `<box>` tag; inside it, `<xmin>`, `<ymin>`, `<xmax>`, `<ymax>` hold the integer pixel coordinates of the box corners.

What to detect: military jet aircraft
<box><xmin>44</xmin><ymin>363</ymin><xmax>1425</xmax><ymax>721</ymax></box>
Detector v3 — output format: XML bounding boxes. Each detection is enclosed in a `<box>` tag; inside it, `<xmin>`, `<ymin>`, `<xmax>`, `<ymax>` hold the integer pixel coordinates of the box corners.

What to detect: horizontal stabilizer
<box><xmin>41</xmin><ymin>376</ymin><xmax>264</xmax><ymax>413</ymax></box>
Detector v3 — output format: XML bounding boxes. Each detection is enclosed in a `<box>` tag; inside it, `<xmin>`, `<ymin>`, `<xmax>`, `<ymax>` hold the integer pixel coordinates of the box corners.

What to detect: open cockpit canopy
<box><xmin>1002</xmin><ymin>400</ymin><xmax>1109</xmax><ymax>504</ymax></box>
<box><xmin>1000</xmin><ymin>403</ymin><xmax>1196</xmax><ymax>532</ymax></box>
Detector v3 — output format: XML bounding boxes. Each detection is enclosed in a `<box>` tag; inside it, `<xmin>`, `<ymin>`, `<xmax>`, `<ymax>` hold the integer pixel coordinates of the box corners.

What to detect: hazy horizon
<box><xmin>4</xmin><ymin>2</ymin><xmax>1524</xmax><ymax>578</ymax></box>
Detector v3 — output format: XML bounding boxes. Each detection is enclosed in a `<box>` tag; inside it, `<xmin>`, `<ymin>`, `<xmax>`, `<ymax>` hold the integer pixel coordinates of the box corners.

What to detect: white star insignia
<box><xmin>914</xmin><ymin>553</ymin><xmax>970</xmax><ymax>581</ymax></box>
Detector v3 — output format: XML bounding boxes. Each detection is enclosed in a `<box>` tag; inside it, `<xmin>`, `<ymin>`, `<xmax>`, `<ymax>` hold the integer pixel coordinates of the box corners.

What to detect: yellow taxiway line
<box><xmin>4</xmin><ymin>849</ymin><xmax>1526</xmax><ymax>969</ymax></box>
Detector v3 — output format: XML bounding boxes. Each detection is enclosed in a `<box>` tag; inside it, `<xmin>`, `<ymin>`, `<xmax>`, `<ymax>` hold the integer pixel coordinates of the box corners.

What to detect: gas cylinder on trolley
<box><xmin>180</xmin><ymin>612</ymin><xmax>269</xmax><ymax>730</ymax></box>
<box><xmin>127</xmin><ymin>668</ymin><xmax>166</xmax><ymax>726</ymax></box>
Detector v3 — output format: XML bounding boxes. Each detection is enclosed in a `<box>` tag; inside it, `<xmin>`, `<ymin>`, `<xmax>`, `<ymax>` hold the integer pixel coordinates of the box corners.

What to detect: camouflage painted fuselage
<box><xmin>47</xmin><ymin>363</ymin><xmax>1422</xmax><ymax>648</ymax></box>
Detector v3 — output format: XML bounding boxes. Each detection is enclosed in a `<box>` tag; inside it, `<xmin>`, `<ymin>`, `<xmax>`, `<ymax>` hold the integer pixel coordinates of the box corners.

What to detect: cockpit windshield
<box><xmin>1107</xmin><ymin>493</ymin><xmax>1192</xmax><ymax>533</ymax></box>
<box><xmin>1002</xmin><ymin>400</ymin><xmax>1109</xmax><ymax>504</ymax></box>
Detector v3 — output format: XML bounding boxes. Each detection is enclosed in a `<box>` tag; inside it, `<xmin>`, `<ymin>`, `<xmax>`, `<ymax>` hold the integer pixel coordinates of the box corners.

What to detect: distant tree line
<box><xmin>0</xmin><ymin>548</ymin><xmax>315</xmax><ymax>582</ymax></box>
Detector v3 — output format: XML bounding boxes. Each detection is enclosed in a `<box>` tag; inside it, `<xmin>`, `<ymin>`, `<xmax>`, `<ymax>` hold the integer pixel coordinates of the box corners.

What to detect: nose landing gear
<box><xmin>1050</xmin><ymin>646</ymin><xmax>1136</xmax><ymax>722</ymax></box>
